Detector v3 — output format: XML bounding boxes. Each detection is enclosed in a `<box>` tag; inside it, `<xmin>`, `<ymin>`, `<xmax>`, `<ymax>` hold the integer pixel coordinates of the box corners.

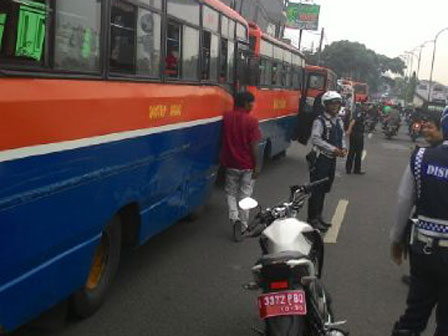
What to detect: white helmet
<box><xmin>321</xmin><ymin>91</ymin><xmax>342</xmax><ymax>107</ymax></box>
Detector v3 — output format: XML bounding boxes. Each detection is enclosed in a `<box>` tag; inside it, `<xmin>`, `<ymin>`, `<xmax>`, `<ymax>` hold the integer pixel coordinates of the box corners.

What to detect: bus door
<box><xmin>235</xmin><ymin>42</ymin><xmax>257</xmax><ymax>92</ymax></box>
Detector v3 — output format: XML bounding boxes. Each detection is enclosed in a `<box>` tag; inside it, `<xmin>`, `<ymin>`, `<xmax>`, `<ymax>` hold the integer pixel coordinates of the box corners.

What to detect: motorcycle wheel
<box><xmin>265</xmin><ymin>316</ymin><xmax>306</xmax><ymax>336</ymax></box>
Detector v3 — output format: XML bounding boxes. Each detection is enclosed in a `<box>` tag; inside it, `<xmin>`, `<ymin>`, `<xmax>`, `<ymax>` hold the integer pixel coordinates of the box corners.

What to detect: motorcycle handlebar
<box><xmin>291</xmin><ymin>177</ymin><xmax>330</xmax><ymax>195</ymax></box>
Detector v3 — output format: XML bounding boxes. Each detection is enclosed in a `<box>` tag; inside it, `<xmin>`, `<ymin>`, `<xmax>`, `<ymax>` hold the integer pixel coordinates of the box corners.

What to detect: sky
<box><xmin>284</xmin><ymin>0</ymin><xmax>448</xmax><ymax>85</ymax></box>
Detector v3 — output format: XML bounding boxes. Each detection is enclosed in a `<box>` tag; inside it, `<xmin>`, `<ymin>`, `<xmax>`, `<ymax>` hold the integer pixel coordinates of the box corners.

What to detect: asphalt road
<box><xmin>14</xmin><ymin>126</ymin><xmax>436</xmax><ymax>336</ymax></box>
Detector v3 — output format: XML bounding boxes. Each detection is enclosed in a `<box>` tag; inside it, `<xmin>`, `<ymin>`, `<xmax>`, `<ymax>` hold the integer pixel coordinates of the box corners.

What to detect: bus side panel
<box><xmin>0</xmin><ymin>81</ymin><xmax>232</xmax><ymax>331</ymax></box>
<box><xmin>248</xmin><ymin>87</ymin><xmax>300</xmax><ymax>157</ymax></box>
<box><xmin>0</xmin><ymin>120</ymin><xmax>223</xmax><ymax>331</ymax></box>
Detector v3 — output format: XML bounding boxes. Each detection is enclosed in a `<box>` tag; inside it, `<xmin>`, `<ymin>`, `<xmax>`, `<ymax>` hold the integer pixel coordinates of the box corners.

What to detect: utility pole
<box><xmin>317</xmin><ymin>27</ymin><xmax>324</xmax><ymax>66</ymax></box>
<box><xmin>428</xmin><ymin>27</ymin><xmax>448</xmax><ymax>102</ymax></box>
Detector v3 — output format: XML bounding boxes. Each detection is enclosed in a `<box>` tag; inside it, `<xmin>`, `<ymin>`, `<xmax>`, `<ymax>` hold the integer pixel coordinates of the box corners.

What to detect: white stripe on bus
<box><xmin>0</xmin><ymin>116</ymin><xmax>223</xmax><ymax>164</ymax></box>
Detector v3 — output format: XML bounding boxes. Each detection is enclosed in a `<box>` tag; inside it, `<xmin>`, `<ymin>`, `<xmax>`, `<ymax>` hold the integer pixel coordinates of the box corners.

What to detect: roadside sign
<box><xmin>286</xmin><ymin>3</ymin><xmax>320</xmax><ymax>31</ymax></box>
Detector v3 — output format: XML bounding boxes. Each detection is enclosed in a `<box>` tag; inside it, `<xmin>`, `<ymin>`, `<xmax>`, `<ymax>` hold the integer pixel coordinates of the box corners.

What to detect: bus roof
<box><xmin>202</xmin><ymin>0</ymin><xmax>248</xmax><ymax>29</ymax></box>
<box><xmin>249</xmin><ymin>22</ymin><xmax>304</xmax><ymax>57</ymax></box>
<box><xmin>305</xmin><ymin>65</ymin><xmax>336</xmax><ymax>76</ymax></box>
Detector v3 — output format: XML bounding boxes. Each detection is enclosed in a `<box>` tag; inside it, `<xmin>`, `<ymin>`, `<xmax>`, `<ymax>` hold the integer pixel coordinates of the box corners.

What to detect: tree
<box><xmin>305</xmin><ymin>40</ymin><xmax>406</xmax><ymax>92</ymax></box>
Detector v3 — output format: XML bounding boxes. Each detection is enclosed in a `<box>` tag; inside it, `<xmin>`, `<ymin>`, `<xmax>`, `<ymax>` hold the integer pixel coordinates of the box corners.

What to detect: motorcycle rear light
<box><xmin>269</xmin><ymin>280</ymin><xmax>289</xmax><ymax>290</ymax></box>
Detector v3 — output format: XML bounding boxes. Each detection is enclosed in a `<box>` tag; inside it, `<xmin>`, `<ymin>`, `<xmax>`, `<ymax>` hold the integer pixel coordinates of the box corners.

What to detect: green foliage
<box><xmin>306</xmin><ymin>40</ymin><xmax>406</xmax><ymax>92</ymax></box>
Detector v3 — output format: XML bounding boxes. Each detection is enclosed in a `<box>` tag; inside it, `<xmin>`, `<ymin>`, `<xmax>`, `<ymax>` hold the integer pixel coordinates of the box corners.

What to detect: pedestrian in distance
<box><xmin>307</xmin><ymin>91</ymin><xmax>347</xmax><ymax>232</ymax></box>
<box><xmin>220</xmin><ymin>91</ymin><xmax>262</xmax><ymax>242</ymax></box>
<box><xmin>390</xmin><ymin>106</ymin><xmax>448</xmax><ymax>336</ymax></box>
<box><xmin>345</xmin><ymin>102</ymin><xmax>368</xmax><ymax>175</ymax></box>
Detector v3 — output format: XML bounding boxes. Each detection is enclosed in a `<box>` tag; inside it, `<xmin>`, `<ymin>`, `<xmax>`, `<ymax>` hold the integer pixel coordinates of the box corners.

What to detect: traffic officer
<box><xmin>390</xmin><ymin>106</ymin><xmax>448</xmax><ymax>336</ymax></box>
<box><xmin>307</xmin><ymin>91</ymin><xmax>347</xmax><ymax>231</ymax></box>
<box><xmin>346</xmin><ymin>102</ymin><xmax>368</xmax><ymax>174</ymax></box>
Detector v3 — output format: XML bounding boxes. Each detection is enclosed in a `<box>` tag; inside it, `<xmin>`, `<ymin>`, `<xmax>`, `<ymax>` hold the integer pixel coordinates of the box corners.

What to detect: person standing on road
<box><xmin>345</xmin><ymin>103</ymin><xmax>367</xmax><ymax>174</ymax></box>
<box><xmin>220</xmin><ymin>91</ymin><xmax>262</xmax><ymax>242</ymax></box>
<box><xmin>307</xmin><ymin>91</ymin><xmax>347</xmax><ymax>231</ymax></box>
<box><xmin>401</xmin><ymin>110</ymin><xmax>445</xmax><ymax>285</ymax></box>
<box><xmin>390</xmin><ymin>106</ymin><xmax>448</xmax><ymax>336</ymax></box>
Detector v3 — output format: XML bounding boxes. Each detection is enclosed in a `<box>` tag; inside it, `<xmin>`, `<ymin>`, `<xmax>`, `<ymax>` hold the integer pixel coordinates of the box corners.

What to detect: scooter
<box><xmin>384</xmin><ymin>122</ymin><xmax>399</xmax><ymax>140</ymax></box>
<box><xmin>239</xmin><ymin>178</ymin><xmax>347</xmax><ymax>336</ymax></box>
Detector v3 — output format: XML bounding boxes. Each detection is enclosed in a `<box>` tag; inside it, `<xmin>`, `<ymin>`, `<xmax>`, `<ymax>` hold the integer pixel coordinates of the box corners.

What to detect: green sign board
<box><xmin>0</xmin><ymin>14</ymin><xmax>6</xmax><ymax>48</ymax></box>
<box><xmin>286</xmin><ymin>3</ymin><xmax>320</xmax><ymax>31</ymax></box>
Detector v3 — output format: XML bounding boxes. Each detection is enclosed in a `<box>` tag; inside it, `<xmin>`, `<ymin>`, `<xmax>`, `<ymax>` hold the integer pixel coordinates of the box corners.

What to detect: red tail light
<box><xmin>269</xmin><ymin>280</ymin><xmax>289</xmax><ymax>290</ymax></box>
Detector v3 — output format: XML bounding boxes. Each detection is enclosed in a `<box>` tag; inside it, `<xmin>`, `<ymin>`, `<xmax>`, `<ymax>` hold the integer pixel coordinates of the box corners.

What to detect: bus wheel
<box><xmin>70</xmin><ymin>216</ymin><xmax>122</xmax><ymax>318</ymax></box>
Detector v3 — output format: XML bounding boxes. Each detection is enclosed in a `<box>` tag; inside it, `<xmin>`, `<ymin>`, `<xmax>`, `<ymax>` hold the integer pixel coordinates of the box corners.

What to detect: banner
<box><xmin>286</xmin><ymin>3</ymin><xmax>320</xmax><ymax>31</ymax></box>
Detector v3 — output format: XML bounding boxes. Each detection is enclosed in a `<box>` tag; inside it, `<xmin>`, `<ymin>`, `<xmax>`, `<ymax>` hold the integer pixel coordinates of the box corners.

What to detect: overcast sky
<box><xmin>285</xmin><ymin>0</ymin><xmax>448</xmax><ymax>85</ymax></box>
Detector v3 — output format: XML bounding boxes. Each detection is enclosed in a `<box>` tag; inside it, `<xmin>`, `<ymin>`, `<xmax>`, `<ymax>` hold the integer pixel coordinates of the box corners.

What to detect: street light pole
<box><xmin>428</xmin><ymin>27</ymin><xmax>448</xmax><ymax>101</ymax></box>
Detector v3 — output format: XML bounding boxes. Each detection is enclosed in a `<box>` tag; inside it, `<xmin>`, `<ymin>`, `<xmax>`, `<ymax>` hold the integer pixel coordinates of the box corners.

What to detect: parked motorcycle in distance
<box><xmin>410</xmin><ymin>121</ymin><xmax>422</xmax><ymax>142</ymax></box>
<box><xmin>239</xmin><ymin>178</ymin><xmax>347</xmax><ymax>336</ymax></box>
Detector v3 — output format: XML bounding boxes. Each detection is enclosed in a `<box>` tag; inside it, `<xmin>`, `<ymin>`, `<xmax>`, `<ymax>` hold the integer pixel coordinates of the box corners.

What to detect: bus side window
<box><xmin>227</xmin><ymin>40</ymin><xmax>234</xmax><ymax>82</ymax></box>
<box><xmin>220</xmin><ymin>38</ymin><xmax>228</xmax><ymax>83</ymax></box>
<box><xmin>54</xmin><ymin>0</ymin><xmax>102</xmax><ymax>72</ymax></box>
<box><xmin>109</xmin><ymin>1</ymin><xmax>136</xmax><ymax>73</ymax></box>
<box><xmin>181</xmin><ymin>25</ymin><xmax>199</xmax><ymax>80</ymax></box>
<box><xmin>166</xmin><ymin>21</ymin><xmax>181</xmax><ymax>78</ymax></box>
<box><xmin>109</xmin><ymin>1</ymin><xmax>161</xmax><ymax>77</ymax></box>
<box><xmin>0</xmin><ymin>0</ymin><xmax>47</xmax><ymax>64</ymax></box>
<box><xmin>201</xmin><ymin>31</ymin><xmax>218</xmax><ymax>81</ymax></box>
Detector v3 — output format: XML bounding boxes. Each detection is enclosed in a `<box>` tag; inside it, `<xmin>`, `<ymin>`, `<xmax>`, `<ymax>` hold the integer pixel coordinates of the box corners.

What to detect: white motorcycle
<box><xmin>239</xmin><ymin>178</ymin><xmax>348</xmax><ymax>336</ymax></box>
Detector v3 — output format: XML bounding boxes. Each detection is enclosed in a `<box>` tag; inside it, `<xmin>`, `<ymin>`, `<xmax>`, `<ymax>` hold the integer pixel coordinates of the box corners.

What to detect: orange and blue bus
<box><xmin>353</xmin><ymin>81</ymin><xmax>369</xmax><ymax>103</ymax></box>
<box><xmin>0</xmin><ymin>0</ymin><xmax>250</xmax><ymax>331</ymax></box>
<box><xmin>303</xmin><ymin>65</ymin><xmax>337</xmax><ymax>112</ymax></box>
<box><xmin>248</xmin><ymin>23</ymin><xmax>305</xmax><ymax>158</ymax></box>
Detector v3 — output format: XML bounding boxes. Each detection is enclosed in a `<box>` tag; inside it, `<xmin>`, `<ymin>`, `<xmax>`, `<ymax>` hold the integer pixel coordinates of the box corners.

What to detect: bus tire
<box><xmin>70</xmin><ymin>216</ymin><xmax>122</xmax><ymax>318</ymax></box>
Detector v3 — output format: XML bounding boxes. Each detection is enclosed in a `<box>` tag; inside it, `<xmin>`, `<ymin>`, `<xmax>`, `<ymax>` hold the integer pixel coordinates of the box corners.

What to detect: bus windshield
<box><xmin>308</xmin><ymin>73</ymin><xmax>325</xmax><ymax>90</ymax></box>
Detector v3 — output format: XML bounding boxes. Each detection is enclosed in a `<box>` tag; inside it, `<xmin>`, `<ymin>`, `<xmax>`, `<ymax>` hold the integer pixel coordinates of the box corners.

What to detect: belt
<box><xmin>416</xmin><ymin>232</ymin><xmax>448</xmax><ymax>248</ymax></box>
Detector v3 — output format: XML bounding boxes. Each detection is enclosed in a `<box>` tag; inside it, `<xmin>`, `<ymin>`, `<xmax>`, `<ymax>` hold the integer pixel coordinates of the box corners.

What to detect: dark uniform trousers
<box><xmin>346</xmin><ymin>133</ymin><xmax>364</xmax><ymax>173</ymax></box>
<box><xmin>394</xmin><ymin>241</ymin><xmax>448</xmax><ymax>336</ymax></box>
<box><xmin>307</xmin><ymin>155</ymin><xmax>336</xmax><ymax>222</ymax></box>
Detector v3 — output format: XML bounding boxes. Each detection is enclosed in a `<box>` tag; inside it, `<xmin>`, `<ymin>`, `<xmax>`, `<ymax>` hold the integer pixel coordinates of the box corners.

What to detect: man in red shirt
<box><xmin>220</xmin><ymin>91</ymin><xmax>262</xmax><ymax>242</ymax></box>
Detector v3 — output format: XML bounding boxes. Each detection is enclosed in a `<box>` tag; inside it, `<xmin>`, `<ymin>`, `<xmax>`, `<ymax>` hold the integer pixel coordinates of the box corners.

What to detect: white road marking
<box><xmin>362</xmin><ymin>150</ymin><xmax>367</xmax><ymax>161</ymax></box>
<box><xmin>324</xmin><ymin>199</ymin><xmax>349</xmax><ymax>243</ymax></box>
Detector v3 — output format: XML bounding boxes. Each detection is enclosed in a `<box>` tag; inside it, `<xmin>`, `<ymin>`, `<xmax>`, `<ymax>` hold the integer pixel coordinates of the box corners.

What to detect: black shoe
<box><xmin>346</xmin><ymin>170</ymin><xmax>352</xmax><ymax>174</ymax></box>
<box><xmin>319</xmin><ymin>218</ymin><xmax>332</xmax><ymax>227</ymax></box>
<box><xmin>353</xmin><ymin>171</ymin><xmax>366</xmax><ymax>175</ymax></box>
<box><xmin>233</xmin><ymin>220</ymin><xmax>244</xmax><ymax>242</ymax></box>
<box><xmin>315</xmin><ymin>222</ymin><xmax>329</xmax><ymax>232</ymax></box>
<box><xmin>401</xmin><ymin>275</ymin><xmax>411</xmax><ymax>285</ymax></box>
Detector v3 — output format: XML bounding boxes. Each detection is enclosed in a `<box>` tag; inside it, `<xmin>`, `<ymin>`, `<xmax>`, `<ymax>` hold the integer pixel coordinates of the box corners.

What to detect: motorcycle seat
<box><xmin>258</xmin><ymin>250</ymin><xmax>308</xmax><ymax>266</ymax></box>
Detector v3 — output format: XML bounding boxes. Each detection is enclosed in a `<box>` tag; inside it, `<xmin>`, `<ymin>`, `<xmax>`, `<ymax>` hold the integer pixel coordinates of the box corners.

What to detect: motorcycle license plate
<box><xmin>258</xmin><ymin>290</ymin><xmax>307</xmax><ymax>319</ymax></box>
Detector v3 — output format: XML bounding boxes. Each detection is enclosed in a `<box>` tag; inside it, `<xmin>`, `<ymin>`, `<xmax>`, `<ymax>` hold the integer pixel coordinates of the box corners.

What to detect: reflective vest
<box><xmin>411</xmin><ymin>143</ymin><xmax>448</xmax><ymax>238</ymax></box>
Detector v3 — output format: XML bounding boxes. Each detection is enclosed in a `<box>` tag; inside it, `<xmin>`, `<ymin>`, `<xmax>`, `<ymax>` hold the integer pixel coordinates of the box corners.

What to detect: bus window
<box><xmin>0</xmin><ymin>13</ymin><xmax>6</xmax><ymax>48</ymax></box>
<box><xmin>140</xmin><ymin>0</ymin><xmax>162</xmax><ymax>9</ymax></box>
<box><xmin>221</xmin><ymin>15</ymin><xmax>228</xmax><ymax>37</ymax></box>
<box><xmin>228</xmin><ymin>20</ymin><xmax>235</xmax><ymax>39</ymax></box>
<box><xmin>227</xmin><ymin>40</ymin><xmax>234</xmax><ymax>82</ymax></box>
<box><xmin>308</xmin><ymin>73</ymin><xmax>325</xmax><ymax>90</ymax></box>
<box><xmin>167</xmin><ymin>0</ymin><xmax>199</xmax><ymax>26</ymax></box>
<box><xmin>110</xmin><ymin>1</ymin><xmax>137</xmax><ymax>73</ymax></box>
<box><xmin>182</xmin><ymin>25</ymin><xmax>199</xmax><ymax>80</ymax></box>
<box><xmin>220</xmin><ymin>38</ymin><xmax>228</xmax><ymax>82</ymax></box>
<box><xmin>201</xmin><ymin>31</ymin><xmax>218</xmax><ymax>81</ymax></box>
<box><xmin>203</xmin><ymin>6</ymin><xmax>218</xmax><ymax>33</ymax></box>
<box><xmin>285</xmin><ymin>64</ymin><xmax>291</xmax><ymax>88</ymax></box>
<box><xmin>0</xmin><ymin>0</ymin><xmax>47</xmax><ymax>63</ymax></box>
<box><xmin>54</xmin><ymin>0</ymin><xmax>101</xmax><ymax>72</ymax></box>
<box><xmin>136</xmin><ymin>9</ymin><xmax>161</xmax><ymax>77</ymax></box>
<box><xmin>236</xmin><ymin>22</ymin><xmax>246</xmax><ymax>40</ymax></box>
<box><xmin>166</xmin><ymin>21</ymin><xmax>181</xmax><ymax>78</ymax></box>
